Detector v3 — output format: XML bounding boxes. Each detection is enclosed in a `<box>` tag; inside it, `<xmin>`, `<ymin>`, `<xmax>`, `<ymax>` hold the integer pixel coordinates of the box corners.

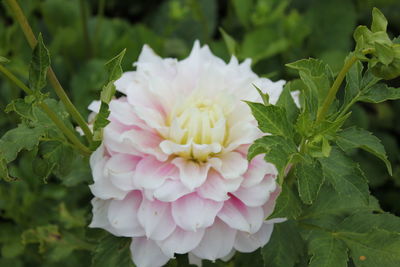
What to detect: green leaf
<box><xmin>358</xmin><ymin>83</ymin><xmax>400</xmax><ymax>103</ymax></box>
<box><xmin>286</xmin><ymin>58</ymin><xmax>333</xmax><ymax>116</ymax></box>
<box><xmin>371</xmin><ymin>8</ymin><xmax>388</xmax><ymax>33</ymax></box>
<box><xmin>261</xmin><ymin>221</ymin><xmax>305</xmax><ymax>267</ymax></box>
<box><xmin>91</xmin><ymin>235</ymin><xmax>134</xmax><ymax>267</ymax></box>
<box><xmin>0</xmin><ymin>56</ymin><xmax>10</xmax><ymax>63</ymax></box>
<box><xmin>0</xmin><ymin>123</ymin><xmax>45</xmax><ymax>163</ymax></box>
<box><xmin>219</xmin><ymin>27</ymin><xmax>237</xmax><ymax>55</ymax></box>
<box><xmin>340</xmin><ymin>229</ymin><xmax>400</xmax><ymax>267</ymax></box>
<box><xmin>276</xmin><ymin>82</ymin><xmax>300</xmax><ymax>123</ymax></box>
<box><xmin>248</xmin><ymin>136</ymin><xmax>298</xmax><ymax>180</ymax></box>
<box><xmin>29</xmin><ymin>33</ymin><xmax>51</xmax><ymax>92</ymax></box>
<box><xmin>308</xmin><ymin>230</ymin><xmax>348</xmax><ymax>267</ymax></box>
<box><xmin>92</xmin><ymin>49</ymin><xmax>126</xmax><ymax>144</ymax></box>
<box><xmin>269</xmin><ymin>182</ymin><xmax>302</xmax><ymax>219</ymax></box>
<box><xmin>295</xmin><ymin>159</ymin><xmax>324</xmax><ymax>204</ymax></box>
<box><xmin>246</xmin><ymin>102</ymin><xmax>293</xmax><ymax>137</ymax></box>
<box><xmin>336</xmin><ymin>127</ymin><xmax>392</xmax><ymax>175</ymax></box>
<box><xmin>375</xmin><ymin>42</ymin><xmax>394</xmax><ymax>65</ymax></box>
<box><xmin>318</xmin><ymin>148</ymin><xmax>369</xmax><ymax>203</ymax></box>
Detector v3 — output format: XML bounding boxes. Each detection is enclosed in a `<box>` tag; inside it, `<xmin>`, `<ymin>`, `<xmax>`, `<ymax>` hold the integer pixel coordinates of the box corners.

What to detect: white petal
<box><xmin>107</xmin><ymin>191</ymin><xmax>145</xmax><ymax>237</ymax></box>
<box><xmin>153</xmin><ymin>179</ymin><xmax>192</xmax><ymax>202</ymax></box>
<box><xmin>209</xmin><ymin>152</ymin><xmax>248</xmax><ymax>179</ymax></box>
<box><xmin>114</xmin><ymin>71</ymin><xmax>135</xmax><ymax>94</ymax></box>
<box><xmin>172</xmin><ymin>158</ymin><xmax>211</xmax><ymax>190</ymax></box>
<box><xmin>157</xmin><ymin>227</ymin><xmax>205</xmax><ymax>258</ymax></box>
<box><xmin>137</xmin><ymin>198</ymin><xmax>176</xmax><ymax>240</ymax></box>
<box><xmin>105</xmin><ymin>153</ymin><xmax>140</xmax><ymax>191</ymax></box>
<box><xmin>232</xmin><ymin>178</ymin><xmax>277</xmax><ymax>207</ymax></box>
<box><xmin>134</xmin><ymin>157</ymin><xmax>178</xmax><ymax>190</ymax></box>
<box><xmin>188</xmin><ymin>253</ymin><xmax>203</xmax><ymax>267</ymax></box>
<box><xmin>241</xmin><ymin>155</ymin><xmax>277</xmax><ymax>188</ymax></box>
<box><xmin>196</xmin><ymin>171</ymin><xmax>242</xmax><ymax>202</ymax></box>
<box><xmin>130</xmin><ymin>237</ymin><xmax>170</xmax><ymax>267</ymax></box>
<box><xmin>191</xmin><ymin>219</ymin><xmax>236</xmax><ymax>261</ymax></box>
<box><xmin>234</xmin><ymin>222</ymin><xmax>274</xmax><ymax>253</ymax></box>
<box><xmin>89</xmin><ymin>198</ymin><xmax>119</xmax><ymax>235</ymax></box>
<box><xmin>171</xmin><ymin>193</ymin><xmax>223</xmax><ymax>231</ymax></box>
<box><xmin>217</xmin><ymin>196</ymin><xmax>264</xmax><ymax>234</ymax></box>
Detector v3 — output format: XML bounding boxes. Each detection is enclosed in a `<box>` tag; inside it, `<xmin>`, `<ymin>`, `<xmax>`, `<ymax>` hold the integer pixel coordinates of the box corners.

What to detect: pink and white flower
<box><xmin>89</xmin><ymin>41</ymin><xmax>292</xmax><ymax>267</ymax></box>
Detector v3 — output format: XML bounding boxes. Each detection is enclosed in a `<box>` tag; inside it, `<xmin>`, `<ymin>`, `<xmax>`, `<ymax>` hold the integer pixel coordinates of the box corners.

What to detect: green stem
<box><xmin>79</xmin><ymin>0</ymin><xmax>92</xmax><ymax>58</ymax></box>
<box><xmin>94</xmin><ymin>0</ymin><xmax>106</xmax><ymax>56</ymax></box>
<box><xmin>0</xmin><ymin>64</ymin><xmax>91</xmax><ymax>156</ymax></box>
<box><xmin>4</xmin><ymin>0</ymin><xmax>93</xmax><ymax>145</ymax></box>
<box><xmin>316</xmin><ymin>55</ymin><xmax>358</xmax><ymax>122</ymax></box>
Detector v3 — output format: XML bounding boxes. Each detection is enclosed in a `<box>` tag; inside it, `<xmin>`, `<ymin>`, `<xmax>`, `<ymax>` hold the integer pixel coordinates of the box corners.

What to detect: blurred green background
<box><xmin>0</xmin><ymin>0</ymin><xmax>399</xmax><ymax>266</ymax></box>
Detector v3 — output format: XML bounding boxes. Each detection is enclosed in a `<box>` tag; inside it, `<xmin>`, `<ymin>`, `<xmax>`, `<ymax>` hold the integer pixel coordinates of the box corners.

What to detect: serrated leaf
<box><xmin>308</xmin><ymin>230</ymin><xmax>348</xmax><ymax>267</ymax></box>
<box><xmin>339</xmin><ymin>229</ymin><xmax>400</xmax><ymax>267</ymax></box>
<box><xmin>295</xmin><ymin>159</ymin><xmax>324</xmax><ymax>204</ymax></box>
<box><xmin>371</xmin><ymin>8</ymin><xmax>388</xmax><ymax>33</ymax></box>
<box><xmin>219</xmin><ymin>27</ymin><xmax>237</xmax><ymax>56</ymax></box>
<box><xmin>261</xmin><ymin>221</ymin><xmax>305</xmax><ymax>267</ymax></box>
<box><xmin>276</xmin><ymin>82</ymin><xmax>300</xmax><ymax>123</ymax></box>
<box><xmin>375</xmin><ymin>42</ymin><xmax>394</xmax><ymax>65</ymax></box>
<box><xmin>269</xmin><ymin>183</ymin><xmax>302</xmax><ymax>219</ymax></box>
<box><xmin>246</xmin><ymin>102</ymin><xmax>293</xmax><ymax>137</ymax></box>
<box><xmin>91</xmin><ymin>235</ymin><xmax>134</xmax><ymax>267</ymax></box>
<box><xmin>29</xmin><ymin>33</ymin><xmax>50</xmax><ymax>92</ymax></box>
<box><xmin>92</xmin><ymin>50</ymin><xmax>126</xmax><ymax>145</ymax></box>
<box><xmin>336</xmin><ymin>127</ymin><xmax>392</xmax><ymax>175</ymax></box>
<box><xmin>248</xmin><ymin>135</ymin><xmax>298</xmax><ymax>180</ymax></box>
<box><xmin>318</xmin><ymin>148</ymin><xmax>369</xmax><ymax>203</ymax></box>
<box><xmin>358</xmin><ymin>83</ymin><xmax>400</xmax><ymax>103</ymax></box>
<box><xmin>0</xmin><ymin>123</ymin><xmax>45</xmax><ymax>163</ymax></box>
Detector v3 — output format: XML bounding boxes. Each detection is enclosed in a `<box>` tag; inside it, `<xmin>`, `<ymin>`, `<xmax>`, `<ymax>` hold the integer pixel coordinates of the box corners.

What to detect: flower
<box><xmin>88</xmin><ymin>41</ymin><xmax>293</xmax><ymax>267</ymax></box>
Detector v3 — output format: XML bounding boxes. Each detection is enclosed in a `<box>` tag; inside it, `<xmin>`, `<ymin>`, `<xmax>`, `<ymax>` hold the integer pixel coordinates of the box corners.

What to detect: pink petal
<box><xmin>191</xmin><ymin>219</ymin><xmax>237</xmax><ymax>261</ymax></box>
<box><xmin>153</xmin><ymin>179</ymin><xmax>192</xmax><ymax>202</ymax></box>
<box><xmin>242</xmin><ymin>155</ymin><xmax>277</xmax><ymax>188</ymax></box>
<box><xmin>209</xmin><ymin>152</ymin><xmax>248</xmax><ymax>179</ymax></box>
<box><xmin>107</xmin><ymin>191</ymin><xmax>145</xmax><ymax>237</ymax></box>
<box><xmin>196</xmin><ymin>171</ymin><xmax>242</xmax><ymax>202</ymax></box>
<box><xmin>217</xmin><ymin>195</ymin><xmax>264</xmax><ymax>234</ymax></box>
<box><xmin>105</xmin><ymin>153</ymin><xmax>140</xmax><ymax>191</ymax></box>
<box><xmin>157</xmin><ymin>227</ymin><xmax>205</xmax><ymax>258</ymax></box>
<box><xmin>172</xmin><ymin>193</ymin><xmax>223</xmax><ymax>231</ymax></box>
<box><xmin>121</xmin><ymin>129</ymin><xmax>167</xmax><ymax>161</ymax></box>
<box><xmin>172</xmin><ymin>158</ymin><xmax>211</xmax><ymax>190</ymax></box>
<box><xmin>137</xmin><ymin>198</ymin><xmax>176</xmax><ymax>241</ymax></box>
<box><xmin>234</xmin><ymin>222</ymin><xmax>274</xmax><ymax>253</ymax></box>
<box><xmin>130</xmin><ymin>237</ymin><xmax>170</xmax><ymax>267</ymax></box>
<box><xmin>89</xmin><ymin>198</ymin><xmax>119</xmax><ymax>236</ymax></box>
<box><xmin>134</xmin><ymin>157</ymin><xmax>178</xmax><ymax>190</ymax></box>
<box><xmin>263</xmin><ymin>186</ymin><xmax>281</xmax><ymax>218</ymax></box>
<box><xmin>232</xmin><ymin>178</ymin><xmax>277</xmax><ymax>207</ymax></box>
<box><xmin>109</xmin><ymin>98</ymin><xmax>145</xmax><ymax>127</ymax></box>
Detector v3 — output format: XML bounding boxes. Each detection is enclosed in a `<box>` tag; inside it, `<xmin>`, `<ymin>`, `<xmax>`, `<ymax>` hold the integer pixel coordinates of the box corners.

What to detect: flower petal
<box><xmin>209</xmin><ymin>152</ymin><xmax>248</xmax><ymax>179</ymax></box>
<box><xmin>217</xmin><ymin>195</ymin><xmax>264</xmax><ymax>234</ymax></box>
<box><xmin>105</xmin><ymin>153</ymin><xmax>140</xmax><ymax>191</ymax></box>
<box><xmin>232</xmin><ymin>178</ymin><xmax>277</xmax><ymax>207</ymax></box>
<box><xmin>172</xmin><ymin>193</ymin><xmax>223</xmax><ymax>231</ymax></box>
<box><xmin>152</xmin><ymin>179</ymin><xmax>192</xmax><ymax>202</ymax></box>
<box><xmin>157</xmin><ymin>227</ymin><xmax>205</xmax><ymax>258</ymax></box>
<box><xmin>234</xmin><ymin>222</ymin><xmax>274</xmax><ymax>253</ymax></box>
<box><xmin>172</xmin><ymin>158</ymin><xmax>211</xmax><ymax>190</ymax></box>
<box><xmin>242</xmin><ymin>155</ymin><xmax>277</xmax><ymax>188</ymax></box>
<box><xmin>130</xmin><ymin>237</ymin><xmax>170</xmax><ymax>267</ymax></box>
<box><xmin>196</xmin><ymin>171</ymin><xmax>242</xmax><ymax>202</ymax></box>
<box><xmin>191</xmin><ymin>219</ymin><xmax>237</xmax><ymax>261</ymax></box>
<box><xmin>137</xmin><ymin>198</ymin><xmax>176</xmax><ymax>241</ymax></box>
<box><xmin>134</xmin><ymin>157</ymin><xmax>178</xmax><ymax>190</ymax></box>
<box><xmin>107</xmin><ymin>191</ymin><xmax>144</xmax><ymax>237</ymax></box>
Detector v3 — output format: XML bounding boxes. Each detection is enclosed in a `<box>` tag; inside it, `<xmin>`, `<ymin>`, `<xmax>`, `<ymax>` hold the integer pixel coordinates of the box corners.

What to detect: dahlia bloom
<box><xmin>89</xmin><ymin>41</ymin><xmax>293</xmax><ymax>267</ymax></box>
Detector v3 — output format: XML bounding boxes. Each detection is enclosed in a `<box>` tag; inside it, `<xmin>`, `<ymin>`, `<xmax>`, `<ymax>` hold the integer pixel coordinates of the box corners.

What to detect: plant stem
<box><xmin>94</xmin><ymin>0</ymin><xmax>106</xmax><ymax>56</ymax></box>
<box><xmin>316</xmin><ymin>55</ymin><xmax>358</xmax><ymax>122</ymax></box>
<box><xmin>79</xmin><ymin>0</ymin><xmax>92</xmax><ymax>58</ymax></box>
<box><xmin>0</xmin><ymin>64</ymin><xmax>91</xmax><ymax>155</ymax></box>
<box><xmin>4</xmin><ymin>0</ymin><xmax>93</xmax><ymax>145</ymax></box>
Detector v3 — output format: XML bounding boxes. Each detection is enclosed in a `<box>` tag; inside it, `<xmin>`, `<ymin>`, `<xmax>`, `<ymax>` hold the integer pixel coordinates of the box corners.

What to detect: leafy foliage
<box><xmin>0</xmin><ymin>1</ymin><xmax>400</xmax><ymax>267</ymax></box>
